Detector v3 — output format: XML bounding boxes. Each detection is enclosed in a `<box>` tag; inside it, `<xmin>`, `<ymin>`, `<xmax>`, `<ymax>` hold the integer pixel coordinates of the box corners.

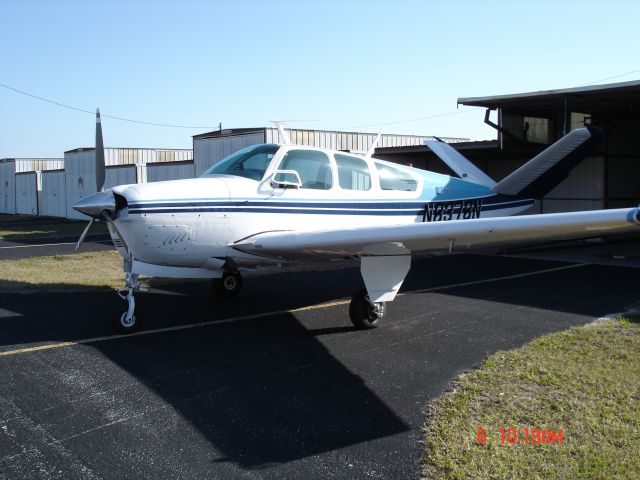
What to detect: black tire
<box><xmin>111</xmin><ymin>302</ymin><xmax>141</xmax><ymax>334</ymax></box>
<box><xmin>349</xmin><ymin>289</ymin><xmax>386</xmax><ymax>329</ymax></box>
<box><xmin>212</xmin><ymin>271</ymin><xmax>243</xmax><ymax>298</ymax></box>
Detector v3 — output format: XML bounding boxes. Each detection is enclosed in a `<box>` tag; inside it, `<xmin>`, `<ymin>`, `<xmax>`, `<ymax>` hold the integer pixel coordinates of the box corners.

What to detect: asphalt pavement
<box><xmin>1</xmin><ymin>251</ymin><xmax>638</xmax><ymax>479</ymax></box>
<box><xmin>0</xmin><ymin>236</ymin><xmax>113</xmax><ymax>259</ymax></box>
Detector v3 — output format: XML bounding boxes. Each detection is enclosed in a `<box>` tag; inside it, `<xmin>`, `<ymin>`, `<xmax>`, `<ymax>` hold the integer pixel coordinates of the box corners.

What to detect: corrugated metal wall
<box><xmin>607</xmin><ymin>155</ymin><xmax>640</xmax><ymax>208</ymax></box>
<box><xmin>0</xmin><ymin>160</ymin><xmax>16</xmax><ymax>214</ymax></box>
<box><xmin>63</xmin><ymin>148</ymin><xmax>193</xmax><ymax>219</ymax></box>
<box><xmin>105</xmin><ymin>166</ymin><xmax>137</xmax><ymax>189</ymax></box>
<box><xmin>39</xmin><ymin>171</ymin><xmax>66</xmax><ymax>217</ymax></box>
<box><xmin>104</xmin><ymin>148</ymin><xmax>192</xmax><ymax>166</ymax></box>
<box><xmin>14</xmin><ymin>158</ymin><xmax>64</xmax><ymax>173</ymax></box>
<box><xmin>541</xmin><ymin>156</ymin><xmax>604</xmax><ymax>212</ymax></box>
<box><xmin>263</xmin><ymin>128</ymin><xmax>465</xmax><ymax>152</ymax></box>
<box><xmin>606</xmin><ymin>119</ymin><xmax>640</xmax><ymax>208</ymax></box>
<box><xmin>15</xmin><ymin>172</ymin><xmax>38</xmax><ymax>215</ymax></box>
<box><xmin>194</xmin><ymin>132</ymin><xmax>265</xmax><ymax>176</ymax></box>
<box><xmin>65</xmin><ymin>149</ymin><xmax>96</xmax><ymax>219</ymax></box>
<box><xmin>147</xmin><ymin>161</ymin><xmax>195</xmax><ymax>182</ymax></box>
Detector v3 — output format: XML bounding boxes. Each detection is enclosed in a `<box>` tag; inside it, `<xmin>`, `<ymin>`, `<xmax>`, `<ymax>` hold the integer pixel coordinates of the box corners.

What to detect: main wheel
<box><xmin>349</xmin><ymin>289</ymin><xmax>386</xmax><ymax>329</ymax></box>
<box><xmin>212</xmin><ymin>271</ymin><xmax>243</xmax><ymax>298</ymax></box>
<box><xmin>111</xmin><ymin>302</ymin><xmax>141</xmax><ymax>334</ymax></box>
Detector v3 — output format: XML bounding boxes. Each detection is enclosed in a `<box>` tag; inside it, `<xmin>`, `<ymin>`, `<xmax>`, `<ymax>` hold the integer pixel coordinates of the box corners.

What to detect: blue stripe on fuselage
<box><xmin>127</xmin><ymin>196</ymin><xmax>534</xmax><ymax>215</ymax></box>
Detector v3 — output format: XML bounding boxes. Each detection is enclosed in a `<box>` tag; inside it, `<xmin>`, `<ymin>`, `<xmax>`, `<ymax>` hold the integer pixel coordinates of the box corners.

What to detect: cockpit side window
<box><xmin>279</xmin><ymin>149</ymin><xmax>333</xmax><ymax>190</ymax></box>
<box><xmin>202</xmin><ymin>144</ymin><xmax>280</xmax><ymax>180</ymax></box>
<box><xmin>335</xmin><ymin>154</ymin><xmax>371</xmax><ymax>191</ymax></box>
<box><xmin>374</xmin><ymin>162</ymin><xmax>418</xmax><ymax>191</ymax></box>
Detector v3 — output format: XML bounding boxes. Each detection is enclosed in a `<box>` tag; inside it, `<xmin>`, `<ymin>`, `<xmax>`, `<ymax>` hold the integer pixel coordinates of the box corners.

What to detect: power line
<box><xmin>337</xmin><ymin>67</ymin><xmax>640</xmax><ymax>131</ymax></box>
<box><xmin>335</xmin><ymin>108</ymin><xmax>482</xmax><ymax>130</ymax></box>
<box><xmin>580</xmin><ymin>68</ymin><xmax>640</xmax><ymax>86</ymax></box>
<box><xmin>0</xmin><ymin>82</ymin><xmax>215</xmax><ymax>129</ymax></box>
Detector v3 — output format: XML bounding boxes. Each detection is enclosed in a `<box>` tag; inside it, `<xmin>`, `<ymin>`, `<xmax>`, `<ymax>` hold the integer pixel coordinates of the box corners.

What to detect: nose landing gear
<box><xmin>112</xmin><ymin>272</ymin><xmax>142</xmax><ymax>334</ymax></box>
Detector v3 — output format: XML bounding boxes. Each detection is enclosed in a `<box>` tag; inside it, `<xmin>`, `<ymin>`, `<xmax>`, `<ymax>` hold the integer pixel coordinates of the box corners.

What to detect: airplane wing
<box><xmin>232</xmin><ymin>207</ymin><xmax>640</xmax><ymax>261</ymax></box>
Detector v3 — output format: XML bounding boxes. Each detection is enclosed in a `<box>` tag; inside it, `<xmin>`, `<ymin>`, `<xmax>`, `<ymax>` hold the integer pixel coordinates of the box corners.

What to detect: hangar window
<box><xmin>374</xmin><ymin>162</ymin><xmax>418</xmax><ymax>191</ymax></box>
<box><xmin>335</xmin><ymin>154</ymin><xmax>371</xmax><ymax>190</ymax></box>
<box><xmin>279</xmin><ymin>149</ymin><xmax>333</xmax><ymax>190</ymax></box>
<box><xmin>523</xmin><ymin>117</ymin><xmax>550</xmax><ymax>144</ymax></box>
<box><xmin>571</xmin><ymin>112</ymin><xmax>591</xmax><ymax>130</ymax></box>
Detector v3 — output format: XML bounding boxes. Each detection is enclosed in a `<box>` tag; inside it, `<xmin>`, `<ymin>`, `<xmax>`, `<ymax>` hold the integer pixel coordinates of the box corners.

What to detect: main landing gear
<box><xmin>212</xmin><ymin>270</ymin><xmax>243</xmax><ymax>298</ymax></box>
<box><xmin>349</xmin><ymin>289</ymin><xmax>386</xmax><ymax>329</ymax></box>
<box><xmin>112</xmin><ymin>272</ymin><xmax>142</xmax><ymax>334</ymax></box>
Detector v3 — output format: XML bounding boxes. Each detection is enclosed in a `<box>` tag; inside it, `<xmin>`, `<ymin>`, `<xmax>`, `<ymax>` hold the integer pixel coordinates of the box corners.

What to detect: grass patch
<box><xmin>0</xmin><ymin>250</ymin><xmax>124</xmax><ymax>290</ymax></box>
<box><xmin>0</xmin><ymin>220</ymin><xmax>108</xmax><ymax>240</ymax></box>
<box><xmin>424</xmin><ymin>317</ymin><xmax>640</xmax><ymax>479</ymax></box>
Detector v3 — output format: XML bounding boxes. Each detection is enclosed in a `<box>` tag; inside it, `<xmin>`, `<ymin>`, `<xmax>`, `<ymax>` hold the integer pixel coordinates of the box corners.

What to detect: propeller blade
<box><xmin>95</xmin><ymin>109</ymin><xmax>106</xmax><ymax>192</ymax></box>
<box><xmin>76</xmin><ymin>218</ymin><xmax>95</xmax><ymax>251</ymax></box>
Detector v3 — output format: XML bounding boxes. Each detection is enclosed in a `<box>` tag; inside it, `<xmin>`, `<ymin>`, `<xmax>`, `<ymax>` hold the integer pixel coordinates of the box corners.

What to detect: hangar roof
<box><xmin>193</xmin><ymin>128</ymin><xmax>264</xmax><ymax>140</ymax></box>
<box><xmin>458</xmin><ymin>79</ymin><xmax>640</xmax><ymax>115</ymax></box>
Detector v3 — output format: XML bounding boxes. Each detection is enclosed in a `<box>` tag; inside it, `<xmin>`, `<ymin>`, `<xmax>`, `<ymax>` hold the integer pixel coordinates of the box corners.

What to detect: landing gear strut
<box><xmin>212</xmin><ymin>270</ymin><xmax>243</xmax><ymax>298</ymax></box>
<box><xmin>349</xmin><ymin>288</ymin><xmax>386</xmax><ymax>329</ymax></box>
<box><xmin>113</xmin><ymin>272</ymin><xmax>141</xmax><ymax>334</ymax></box>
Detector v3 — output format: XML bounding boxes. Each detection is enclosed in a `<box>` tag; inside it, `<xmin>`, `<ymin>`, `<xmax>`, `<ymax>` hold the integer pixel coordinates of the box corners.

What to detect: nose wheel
<box><xmin>112</xmin><ymin>302</ymin><xmax>141</xmax><ymax>334</ymax></box>
<box><xmin>113</xmin><ymin>272</ymin><xmax>142</xmax><ymax>334</ymax></box>
<box><xmin>349</xmin><ymin>289</ymin><xmax>386</xmax><ymax>329</ymax></box>
<box><xmin>212</xmin><ymin>271</ymin><xmax>243</xmax><ymax>298</ymax></box>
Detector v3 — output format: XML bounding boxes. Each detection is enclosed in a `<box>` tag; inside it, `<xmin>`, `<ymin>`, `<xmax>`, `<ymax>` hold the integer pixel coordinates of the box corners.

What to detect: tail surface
<box><xmin>491</xmin><ymin>124</ymin><xmax>604</xmax><ymax>198</ymax></box>
<box><xmin>424</xmin><ymin>138</ymin><xmax>496</xmax><ymax>188</ymax></box>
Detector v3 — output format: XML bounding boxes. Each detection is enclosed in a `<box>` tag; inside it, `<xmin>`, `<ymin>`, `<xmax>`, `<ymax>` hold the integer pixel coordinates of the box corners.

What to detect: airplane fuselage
<box><xmin>106</xmin><ymin>144</ymin><xmax>534</xmax><ymax>269</ymax></box>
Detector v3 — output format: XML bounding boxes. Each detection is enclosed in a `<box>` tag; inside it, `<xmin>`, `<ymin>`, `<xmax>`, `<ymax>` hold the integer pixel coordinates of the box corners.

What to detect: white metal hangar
<box><xmin>0</xmin><ymin>158</ymin><xmax>64</xmax><ymax>215</ymax></box>
<box><xmin>1</xmin><ymin>148</ymin><xmax>194</xmax><ymax>219</ymax></box>
<box><xmin>375</xmin><ymin>80</ymin><xmax>640</xmax><ymax>213</ymax></box>
<box><xmin>64</xmin><ymin>147</ymin><xmax>193</xmax><ymax>219</ymax></box>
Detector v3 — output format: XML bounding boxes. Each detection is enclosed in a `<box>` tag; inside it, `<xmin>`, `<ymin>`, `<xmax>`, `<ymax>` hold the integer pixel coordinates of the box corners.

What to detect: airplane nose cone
<box><xmin>73</xmin><ymin>190</ymin><xmax>116</xmax><ymax>218</ymax></box>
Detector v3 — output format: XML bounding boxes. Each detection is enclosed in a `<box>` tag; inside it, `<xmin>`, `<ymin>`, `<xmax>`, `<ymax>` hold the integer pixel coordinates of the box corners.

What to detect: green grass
<box><xmin>423</xmin><ymin>317</ymin><xmax>640</xmax><ymax>479</ymax></box>
<box><xmin>0</xmin><ymin>219</ymin><xmax>108</xmax><ymax>240</ymax></box>
<box><xmin>0</xmin><ymin>250</ymin><xmax>124</xmax><ymax>290</ymax></box>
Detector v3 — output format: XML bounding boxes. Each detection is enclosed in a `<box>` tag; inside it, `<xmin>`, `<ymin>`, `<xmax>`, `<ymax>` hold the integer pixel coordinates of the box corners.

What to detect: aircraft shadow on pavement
<box><xmin>93</xmin><ymin>309</ymin><xmax>409</xmax><ymax>468</ymax></box>
<box><xmin>0</xmin><ymin>266</ymin><xmax>410</xmax><ymax>469</ymax></box>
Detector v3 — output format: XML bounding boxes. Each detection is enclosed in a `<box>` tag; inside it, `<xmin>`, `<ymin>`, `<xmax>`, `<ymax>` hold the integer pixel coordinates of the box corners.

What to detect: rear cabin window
<box><xmin>279</xmin><ymin>150</ymin><xmax>333</xmax><ymax>190</ymax></box>
<box><xmin>374</xmin><ymin>162</ymin><xmax>418</xmax><ymax>191</ymax></box>
<box><xmin>335</xmin><ymin>154</ymin><xmax>371</xmax><ymax>191</ymax></box>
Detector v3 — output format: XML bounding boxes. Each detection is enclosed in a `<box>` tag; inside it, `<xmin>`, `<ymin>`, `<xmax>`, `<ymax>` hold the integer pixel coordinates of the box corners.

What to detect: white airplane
<box><xmin>74</xmin><ymin>113</ymin><xmax>640</xmax><ymax>333</ymax></box>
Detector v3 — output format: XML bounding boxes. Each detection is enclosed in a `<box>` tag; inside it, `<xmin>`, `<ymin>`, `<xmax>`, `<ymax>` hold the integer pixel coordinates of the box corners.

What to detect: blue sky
<box><xmin>1</xmin><ymin>0</ymin><xmax>639</xmax><ymax>157</ymax></box>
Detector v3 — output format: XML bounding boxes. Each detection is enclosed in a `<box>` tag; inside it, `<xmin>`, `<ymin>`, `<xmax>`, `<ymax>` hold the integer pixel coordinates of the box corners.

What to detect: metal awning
<box><xmin>458</xmin><ymin>80</ymin><xmax>640</xmax><ymax>116</ymax></box>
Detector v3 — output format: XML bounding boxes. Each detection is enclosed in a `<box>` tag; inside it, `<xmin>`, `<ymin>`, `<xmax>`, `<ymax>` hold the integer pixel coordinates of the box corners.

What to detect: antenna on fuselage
<box><xmin>271</xmin><ymin>120</ymin><xmax>292</xmax><ymax>145</ymax></box>
<box><xmin>365</xmin><ymin>128</ymin><xmax>383</xmax><ymax>158</ymax></box>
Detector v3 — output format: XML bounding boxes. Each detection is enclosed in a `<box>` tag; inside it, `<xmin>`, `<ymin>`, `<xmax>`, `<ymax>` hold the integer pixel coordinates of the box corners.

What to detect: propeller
<box><xmin>95</xmin><ymin>109</ymin><xmax>106</xmax><ymax>192</ymax></box>
<box><xmin>76</xmin><ymin>109</ymin><xmax>108</xmax><ymax>251</ymax></box>
<box><xmin>76</xmin><ymin>218</ymin><xmax>95</xmax><ymax>250</ymax></box>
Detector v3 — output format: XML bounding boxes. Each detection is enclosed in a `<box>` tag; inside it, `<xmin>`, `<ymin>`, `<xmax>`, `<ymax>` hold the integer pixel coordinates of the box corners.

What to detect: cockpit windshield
<box><xmin>201</xmin><ymin>144</ymin><xmax>280</xmax><ymax>180</ymax></box>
